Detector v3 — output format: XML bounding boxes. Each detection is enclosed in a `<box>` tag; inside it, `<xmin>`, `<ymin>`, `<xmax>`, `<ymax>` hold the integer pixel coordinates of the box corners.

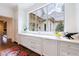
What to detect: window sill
<box><xmin>18</xmin><ymin>32</ymin><xmax>58</xmax><ymax>40</ymax></box>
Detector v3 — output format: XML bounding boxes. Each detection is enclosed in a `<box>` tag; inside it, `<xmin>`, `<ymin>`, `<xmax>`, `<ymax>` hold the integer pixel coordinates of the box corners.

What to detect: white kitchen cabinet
<box><xmin>27</xmin><ymin>37</ymin><xmax>42</xmax><ymax>54</ymax></box>
<box><xmin>59</xmin><ymin>41</ymin><xmax>79</xmax><ymax>56</ymax></box>
<box><xmin>16</xmin><ymin>34</ymin><xmax>79</xmax><ymax>56</ymax></box>
<box><xmin>16</xmin><ymin>35</ymin><xmax>42</xmax><ymax>55</ymax></box>
<box><xmin>43</xmin><ymin>39</ymin><xmax>57</xmax><ymax>56</ymax></box>
<box><xmin>20</xmin><ymin>36</ymin><xmax>31</xmax><ymax>48</ymax></box>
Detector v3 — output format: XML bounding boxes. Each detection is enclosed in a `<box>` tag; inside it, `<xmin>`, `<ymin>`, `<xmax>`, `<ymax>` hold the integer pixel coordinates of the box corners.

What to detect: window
<box><xmin>23</xmin><ymin>3</ymin><xmax>64</xmax><ymax>34</ymax></box>
<box><xmin>44</xmin><ymin>24</ymin><xmax>46</xmax><ymax>31</ymax></box>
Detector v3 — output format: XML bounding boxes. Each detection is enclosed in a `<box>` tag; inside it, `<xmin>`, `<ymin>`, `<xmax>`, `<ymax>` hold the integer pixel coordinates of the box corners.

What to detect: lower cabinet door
<box><xmin>43</xmin><ymin>39</ymin><xmax>57</xmax><ymax>56</ymax></box>
<box><xmin>30</xmin><ymin>45</ymin><xmax>42</xmax><ymax>55</ymax></box>
<box><xmin>59</xmin><ymin>41</ymin><xmax>79</xmax><ymax>56</ymax></box>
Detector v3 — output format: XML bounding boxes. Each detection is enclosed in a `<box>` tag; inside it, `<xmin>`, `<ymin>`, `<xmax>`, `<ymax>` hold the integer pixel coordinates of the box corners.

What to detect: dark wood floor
<box><xmin>0</xmin><ymin>39</ymin><xmax>40</xmax><ymax>56</ymax></box>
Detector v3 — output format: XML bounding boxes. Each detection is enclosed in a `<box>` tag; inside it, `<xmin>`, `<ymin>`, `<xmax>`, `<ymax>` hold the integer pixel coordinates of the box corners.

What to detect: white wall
<box><xmin>17</xmin><ymin>6</ymin><xmax>24</xmax><ymax>33</ymax></box>
<box><xmin>0</xmin><ymin>5</ymin><xmax>13</xmax><ymax>17</ymax></box>
<box><xmin>7</xmin><ymin>18</ymin><xmax>14</xmax><ymax>41</ymax></box>
<box><xmin>76</xmin><ymin>4</ymin><xmax>79</xmax><ymax>32</ymax></box>
<box><xmin>64</xmin><ymin>3</ymin><xmax>77</xmax><ymax>33</ymax></box>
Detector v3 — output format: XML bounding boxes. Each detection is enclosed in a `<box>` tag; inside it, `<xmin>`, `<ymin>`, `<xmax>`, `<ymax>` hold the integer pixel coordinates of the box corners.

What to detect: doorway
<box><xmin>0</xmin><ymin>16</ymin><xmax>14</xmax><ymax>41</ymax></box>
<box><xmin>0</xmin><ymin>20</ymin><xmax>7</xmax><ymax>35</ymax></box>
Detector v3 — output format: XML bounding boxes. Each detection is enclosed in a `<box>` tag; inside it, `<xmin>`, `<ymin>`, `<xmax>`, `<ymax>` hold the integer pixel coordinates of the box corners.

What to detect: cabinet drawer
<box><xmin>30</xmin><ymin>44</ymin><xmax>42</xmax><ymax>54</ymax></box>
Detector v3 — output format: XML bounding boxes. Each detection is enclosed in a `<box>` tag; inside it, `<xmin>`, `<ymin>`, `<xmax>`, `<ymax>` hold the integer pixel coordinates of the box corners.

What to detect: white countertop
<box><xmin>18</xmin><ymin>33</ymin><xmax>79</xmax><ymax>44</ymax></box>
<box><xmin>59</xmin><ymin>37</ymin><xmax>79</xmax><ymax>44</ymax></box>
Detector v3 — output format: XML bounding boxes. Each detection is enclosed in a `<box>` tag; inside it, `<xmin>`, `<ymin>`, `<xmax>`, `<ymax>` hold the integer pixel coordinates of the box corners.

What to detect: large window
<box><xmin>24</xmin><ymin>3</ymin><xmax>64</xmax><ymax>33</ymax></box>
<box><xmin>29</xmin><ymin>3</ymin><xmax>64</xmax><ymax>32</ymax></box>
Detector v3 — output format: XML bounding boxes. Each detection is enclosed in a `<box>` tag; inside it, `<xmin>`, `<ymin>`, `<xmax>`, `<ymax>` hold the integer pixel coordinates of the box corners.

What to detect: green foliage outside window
<box><xmin>55</xmin><ymin>22</ymin><xmax>64</xmax><ymax>32</ymax></box>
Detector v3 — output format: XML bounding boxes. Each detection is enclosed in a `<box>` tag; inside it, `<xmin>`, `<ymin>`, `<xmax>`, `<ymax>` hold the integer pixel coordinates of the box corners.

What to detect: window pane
<box><xmin>29</xmin><ymin>3</ymin><xmax>64</xmax><ymax>32</ymax></box>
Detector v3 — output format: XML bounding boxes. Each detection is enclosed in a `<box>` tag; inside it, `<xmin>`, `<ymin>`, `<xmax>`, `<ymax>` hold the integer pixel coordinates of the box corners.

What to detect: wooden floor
<box><xmin>0</xmin><ymin>39</ymin><xmax>40</xmax><ymax>56</ymax></box>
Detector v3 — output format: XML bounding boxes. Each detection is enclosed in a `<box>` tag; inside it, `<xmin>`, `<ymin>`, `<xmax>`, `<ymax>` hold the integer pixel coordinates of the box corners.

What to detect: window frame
<box><xmin>21</xmin><ymin>3</ymin><xmax>65</xmax><ymax>35</ymax></box>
